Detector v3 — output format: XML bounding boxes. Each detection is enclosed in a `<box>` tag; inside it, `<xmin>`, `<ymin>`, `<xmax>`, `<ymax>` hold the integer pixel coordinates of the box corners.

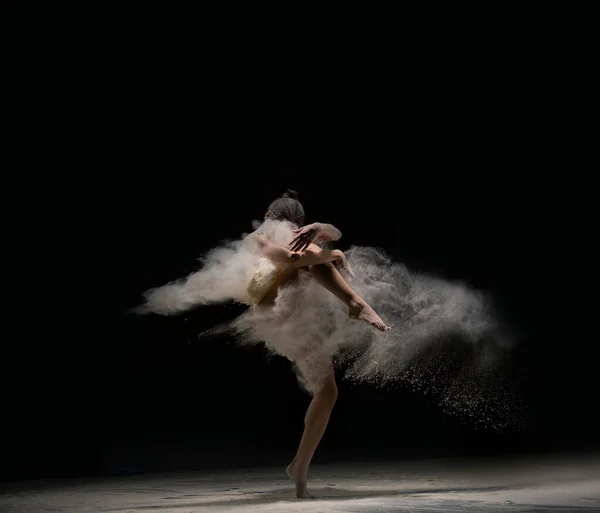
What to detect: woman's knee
<box><xmin>318</xmin><ymin>378</ymin><xmax>338</xmax><ymax>403</ymax></box>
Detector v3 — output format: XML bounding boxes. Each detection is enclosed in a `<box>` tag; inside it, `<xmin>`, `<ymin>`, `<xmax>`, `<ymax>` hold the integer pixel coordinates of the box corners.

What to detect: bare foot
<box><xmin>349</xmin><ymin>298</ymin><xmax>390</xmax><ymax>332</ymax></box>
<box><xmin>286</xmin><ymin>461</ymin><xmax>314</xmax><ymax>499</ymax></box>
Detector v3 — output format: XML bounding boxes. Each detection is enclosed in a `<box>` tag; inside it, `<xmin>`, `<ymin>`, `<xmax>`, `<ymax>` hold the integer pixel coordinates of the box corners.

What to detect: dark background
<box><xmin>2</xmin><ymin>16</ymin><xmax>594</xmax><ymax>482</ymax></box>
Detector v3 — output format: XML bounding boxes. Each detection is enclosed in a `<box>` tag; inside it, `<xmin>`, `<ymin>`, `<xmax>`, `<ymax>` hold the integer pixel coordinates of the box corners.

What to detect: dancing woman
<box><xmin>135</xmin><ymin>190</ymin><xmax>504</xmax><ymax>498</ymax></box>
<box><xmin>244</xmin><ymin>191</ymin><xmax>389</xmax><ymax>498</ymax></box>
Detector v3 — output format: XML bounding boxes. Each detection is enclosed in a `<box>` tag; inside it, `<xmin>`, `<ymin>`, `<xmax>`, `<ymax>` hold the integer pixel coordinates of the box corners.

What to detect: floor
<box><xmin>1</xmin><ymin>453</ymin><xmax>599</xmax><ymax>512</ymax></box>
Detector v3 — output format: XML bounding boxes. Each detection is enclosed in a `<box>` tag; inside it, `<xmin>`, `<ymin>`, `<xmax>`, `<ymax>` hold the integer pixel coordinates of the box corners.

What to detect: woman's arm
<box><xmin>295</xmin><ymin>243</ymin><xmax>347</xmax><ymax>268</ymax></box>
<box><xmin>313</xmin><ymin>222</ymin><xmax>342</xmax><ymax>243</ymax></box>
<box><xmin>254</xmin><ymin>233</ymin><xmax>346</xmax><ymax>268</ymax></box>
<box><xmin>289</xmin><ymin>222</ymin><xmax>342</xmax><ymax>251</ymax></box>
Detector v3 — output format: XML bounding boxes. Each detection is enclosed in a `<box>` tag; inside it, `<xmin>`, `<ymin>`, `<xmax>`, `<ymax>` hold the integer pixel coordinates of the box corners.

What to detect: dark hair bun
<box><xmin>283</xmin><ymin>189</ymin><xmax>299</xmax><ymax>200</ymax></box>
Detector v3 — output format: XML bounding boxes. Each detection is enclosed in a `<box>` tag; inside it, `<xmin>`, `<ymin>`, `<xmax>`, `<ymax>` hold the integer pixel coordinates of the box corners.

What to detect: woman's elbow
<box><xmin>326</xmin><ymin>225</ymin><xmax>342</xmax><ymax>241</ymax></box>
<box><xmin>321</xmin><ymin>230</ymin><xmax>342</xmax><ymax>243</ymax></box>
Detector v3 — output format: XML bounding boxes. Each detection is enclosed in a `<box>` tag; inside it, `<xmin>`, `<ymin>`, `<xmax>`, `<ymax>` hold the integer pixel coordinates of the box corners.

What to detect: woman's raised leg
<box><xmin>309</xmin><ymin>263</ymin><xmax>390</xmax><ymax>331</ymax></box>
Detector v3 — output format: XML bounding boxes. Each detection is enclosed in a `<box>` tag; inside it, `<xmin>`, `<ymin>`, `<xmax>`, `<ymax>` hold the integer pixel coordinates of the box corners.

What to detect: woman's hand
<box><xmin>289</xmin><ymin>223</ymin><xmax>322</xmax><ymax>252</ymax></box>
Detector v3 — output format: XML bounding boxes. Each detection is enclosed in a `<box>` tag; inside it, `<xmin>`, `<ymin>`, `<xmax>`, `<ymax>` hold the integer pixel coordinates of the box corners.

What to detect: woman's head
<box><xmin>265</xmin><ymin>189</ymin><xmax>305</xmax><ymax>227</ymax></box>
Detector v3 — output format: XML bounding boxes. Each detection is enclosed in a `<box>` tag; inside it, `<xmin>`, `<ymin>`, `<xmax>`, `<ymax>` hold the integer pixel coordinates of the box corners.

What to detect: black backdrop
<box><xmin>2</xmin><ymin>22</ymin><xmax>594</xmax><ymax>481</ymax></box>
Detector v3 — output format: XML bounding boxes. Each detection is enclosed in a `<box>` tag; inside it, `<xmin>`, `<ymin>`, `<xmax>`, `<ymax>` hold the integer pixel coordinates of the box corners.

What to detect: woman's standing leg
<box><xmin>286</xmin><ymin>357</ymin><xmax>338</xmax><ymax>499</ymax></box>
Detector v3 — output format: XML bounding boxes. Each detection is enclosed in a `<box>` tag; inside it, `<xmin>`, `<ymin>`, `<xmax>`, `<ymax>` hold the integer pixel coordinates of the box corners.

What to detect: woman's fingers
<box><xmin>291</xmin><ymin>239</ymin><xmax>309</xmax><ymax>252</ymax></box>
<box><xmin>289</xmin><ymin>227</ymin><xmax>317</xmax><ymax>252</ymax></box>
<box><xmin>289</xmin><ymin>234</ymin><xmax>303</xmax><ymax>247</ymax></box>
